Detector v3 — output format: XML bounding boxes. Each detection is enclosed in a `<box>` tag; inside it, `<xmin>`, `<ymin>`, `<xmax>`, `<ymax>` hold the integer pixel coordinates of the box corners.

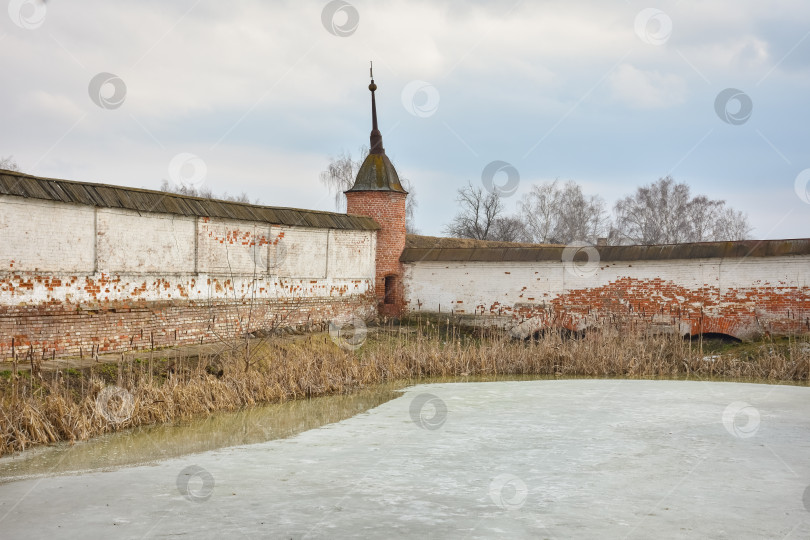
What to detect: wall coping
<box><xmin>401</xmin><ymin>238</ymin><xmax>810</xmax><ymax>263</ymax></box>
<box><xmin>0</xmin><ymin>169</ymin><xmax>379</xmax><ymax>231</ymax></box>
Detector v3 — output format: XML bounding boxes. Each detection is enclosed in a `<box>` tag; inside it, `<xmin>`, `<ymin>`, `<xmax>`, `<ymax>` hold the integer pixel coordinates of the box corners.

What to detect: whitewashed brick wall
<box><xmin>0</xmin><ymin>196</ymin><xmax>376</xmax><ymax>305</ymax></box>
<box><xmin>276</xmin><ymin>226</ymin><xmax>329</xmax><ymax>278</ymax></box>
<box><xmin>327</xmin><ymin>229</ymin><xmax>376</xmax><ymax>279</ymax></box>
<box><xmin>403</xmin><ymin>258</ymin><xmax>810</xmax><ymax>313</ymax></box>
<box><xmin>403</xmin><ymin>254</ymin><xmax>810</xmax><ymax>340</ymax></box>
<box><xmin>0</xmin><ymin>195</ymin><xmax>95</xmax><ymax>273</ymax></box>
<box><xmin>97</xmin><ymin>208</ymin><xmax>196</xmax><ymax>274</ymax></box>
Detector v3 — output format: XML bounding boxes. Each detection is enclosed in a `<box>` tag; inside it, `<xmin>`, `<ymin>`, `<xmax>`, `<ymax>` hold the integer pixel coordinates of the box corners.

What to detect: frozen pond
<box><xmin>0</xmin><ymin>382</ymin><xmax>404</xmax><ymax>483</ymax></box>
<box><xmin>0</xmin><ymin>379</ymin><xmax>809</xmax><ymax>538</ymax></box>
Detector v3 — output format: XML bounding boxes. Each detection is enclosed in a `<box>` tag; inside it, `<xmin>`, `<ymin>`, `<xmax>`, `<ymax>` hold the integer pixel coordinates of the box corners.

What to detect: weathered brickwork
<box><xmin>346</xmin><ymin>191</ymin><xmax>407</xmax><ymax>316</ymax></box>
<box><xmin>0</xmin><ymin>196</ymin><xmax>377</xmax><ymax>358</ymax></box>
<box><xmin>1</xmin><ymin>195</ymin><xmax>95</xmax><ymax>272</ymax></box>
<box><xmin>0</xmin><ymin>296</ymin><xmax>374</xmax><ymax>358</ymax></box>
<box><xmin>402</xmin><ymin>257</ymin><xmax>810</xmax><ymax>340</ymax></box>
<box><xmin>97</xmin><ymin>208</ymin><xmax>196</xmax><ymax>273</ymax></box>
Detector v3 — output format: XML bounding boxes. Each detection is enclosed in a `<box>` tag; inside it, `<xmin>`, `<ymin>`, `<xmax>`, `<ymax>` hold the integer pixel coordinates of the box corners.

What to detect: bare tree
<box><xmin>612</xmin><ymin>176</ymin><xmax>751</xmax><ymax>244</ymax></box>
<box><xmin>160</xmin><ymin>179</ymin><xmax>256</xmax><ymax>204</ymax></box>
<box><xmin>489</xmin><ymin>216</ymin><xmax>531</xmax><ymax>242</ymax></box>
<box><xmin>0</xmin><ymin>156</ymin><xmax>21</xmax><ymax>172</ymax></box>
<box><xmin>686</xmin><ymin>195</ymin><xmax>723</xmax><ymax>242</ymax></box>
<box><xmin>320</xmin><ymin>146</ymin><xmax>419</xmax><ymax>233</ymax></box>
<box><xmin>320</xmin><ymin>147</ymin><xmax>362</xmax><ymax>211</ymax></box>
<box><xmin>403</xmin><ymin>180</ymin><xmax>419</xmax><ymax>234</ymax></box>
<box><xmin>443</xmin><ymin>181</ymin><xmax>504</xmax><ymax>240</ymax></box>
<box><xmin>519</xmin><ymin>180</ymin><xmax>608</xmax><ymax>244</ymax></box>
<box><xmin>713</xmin><ymin>207</ymin><xmax>751</xmax><ymax>241</ymax></box>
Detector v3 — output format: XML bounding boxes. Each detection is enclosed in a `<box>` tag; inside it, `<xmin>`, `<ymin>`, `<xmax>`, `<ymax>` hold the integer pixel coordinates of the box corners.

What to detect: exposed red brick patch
<box><xmin>477</xmin><ymin>277</ymin><xmax>810</xmax><ymax>340</ymax></box>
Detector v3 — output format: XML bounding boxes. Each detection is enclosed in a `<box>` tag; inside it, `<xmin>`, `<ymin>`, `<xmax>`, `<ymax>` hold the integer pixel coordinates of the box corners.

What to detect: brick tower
<box><xmin>345</xmin><ymin>68</ymin><xmax>408</xmax><ymax>317</ymax></box>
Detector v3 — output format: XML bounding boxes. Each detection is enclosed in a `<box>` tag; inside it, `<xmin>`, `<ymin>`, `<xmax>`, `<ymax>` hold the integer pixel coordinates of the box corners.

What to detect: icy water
<box><xmin>0</xmin><ymin>374</ymin><xmax>802</xmax><ymax>484</ymax></box>
<box><xmin>0</xmin><ymin>374</ymin><xmax>554</xmax><ymax>483</ymax></box>
<box><xmin>0</xmin><ymin>382</ymin><xmax>406</xmax><ymax>484</ymax></box>
<box><xmin>1</xmin><ymin>379</ymin><xmax>809</xmax><ymax>539</ymax></box>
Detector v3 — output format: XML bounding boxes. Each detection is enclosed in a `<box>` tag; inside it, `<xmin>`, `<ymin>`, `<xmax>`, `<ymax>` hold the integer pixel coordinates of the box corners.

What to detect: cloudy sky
<box><xmin>2</xmin><ymin>0</ymin><xmax>809</xmax><ymax>239</ymax></box>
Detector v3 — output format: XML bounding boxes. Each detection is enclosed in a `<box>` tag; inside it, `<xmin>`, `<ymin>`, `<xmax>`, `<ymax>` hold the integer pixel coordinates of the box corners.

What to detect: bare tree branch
<box><xmin>443</xmin><ymin>181</ymin><xmax>504</xmax><ymax>240</ymax></box>
<box><xmin>612</xmin><ymin>176</ymin><xmax>751</xmax><ymax>244</ymax></box>
<box><xmin>519</xmin><ymin>180</ymin><xmax>608</xmax><ymax>244</ymax></box>
<box><xmin>489</xmin><ymin>216</ymin><xmax>531</xmax><ymax>242</ymax></box>
<box><xmin>0</xmin><ymin>156</ymin><xmax>21</xmax><ymax>172</ymax></box>
<box><xmin>159</xmin><ymin>179</ymin><xmax>257</xmax><ymax>204</ymax></box>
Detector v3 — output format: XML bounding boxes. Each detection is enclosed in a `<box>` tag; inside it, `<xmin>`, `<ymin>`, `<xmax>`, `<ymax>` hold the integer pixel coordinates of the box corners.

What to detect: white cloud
<box><xmin>22</xmin><ymin>90</ymin><xmax>84</xmax><ymax>122</ymax></box>
<box><xmin>608</xmin><ymin>64</ymin><xmax>687</xmax><ymax>109</ymax></box>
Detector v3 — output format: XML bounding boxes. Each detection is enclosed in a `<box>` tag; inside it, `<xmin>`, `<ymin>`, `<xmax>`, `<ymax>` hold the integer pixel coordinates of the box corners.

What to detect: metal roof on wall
<box><xmin>401</xmin><ymin>235</ymin><xmax>810</xmax><ymax>263</ymax></box>
<box><xmin>0</xmin><ymin>170</ymin><xmax>380</xmax><ymax>231</ymax></box>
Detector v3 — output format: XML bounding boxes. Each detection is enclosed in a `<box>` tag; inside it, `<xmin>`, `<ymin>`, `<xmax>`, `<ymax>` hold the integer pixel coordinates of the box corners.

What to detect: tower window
<box><xmin>384</xmin><ymin>275</ymin><xmax>395</xmax><ymax>304</ymax></box>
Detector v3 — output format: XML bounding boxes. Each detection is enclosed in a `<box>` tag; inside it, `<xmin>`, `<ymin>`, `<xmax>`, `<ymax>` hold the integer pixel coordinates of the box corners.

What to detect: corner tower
<box><xmin>345</xmin><ymin>67</ymin><xmax>408</xmax><ymax>317</ymax></box>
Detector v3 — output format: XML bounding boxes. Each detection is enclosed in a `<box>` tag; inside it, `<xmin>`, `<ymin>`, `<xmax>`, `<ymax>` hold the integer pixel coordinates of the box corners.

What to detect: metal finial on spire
<box><xmin>368</xmin><ymin>61</ymin><xmax>383</xmax><ymax>154</ymax></box>
<box><xmin>345</xmin><ymin>63</ymin><xmax>406</xmax><ymax>194</ymax></box>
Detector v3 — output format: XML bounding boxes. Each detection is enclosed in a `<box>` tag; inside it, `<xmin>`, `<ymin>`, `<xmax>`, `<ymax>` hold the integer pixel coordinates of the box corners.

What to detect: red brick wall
<box><xmin>0</xmin><ymin>295</ymin><xmax>375</xmax><ymax>358</ymax></box>
<box><xmin>511</xmin><ymin>278</ymin><xmax>810</xmax><ymax>339</ymax></box>
<box><xmin>346</xmin><ymin>191</ymin><xmax>407</xmax><ymax>316</ymax></box>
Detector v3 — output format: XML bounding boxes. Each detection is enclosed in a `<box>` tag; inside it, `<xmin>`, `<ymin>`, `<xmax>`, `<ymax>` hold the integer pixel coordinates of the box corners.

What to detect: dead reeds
<box><xmin>0</xmin><ymin>322</ymin><xmax>807</xmax><ymax>456</ymax></box>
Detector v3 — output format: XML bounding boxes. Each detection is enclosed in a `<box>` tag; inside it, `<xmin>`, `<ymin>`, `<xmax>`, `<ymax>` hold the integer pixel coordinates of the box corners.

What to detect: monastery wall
<box><xmin>401</xmin><ymin>243</ymin><xmax>810</xmax><ymax>340</ymax></box>
<box><xmin>0</xmin><ymin>194</ymin><xmax>376</xmax><ymax>357</ymax></box>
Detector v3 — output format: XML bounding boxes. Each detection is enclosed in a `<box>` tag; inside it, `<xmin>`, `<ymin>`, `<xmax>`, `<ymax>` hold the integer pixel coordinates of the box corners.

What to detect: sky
<box><xmin>1</xmin><ymin>0</ymin><xmax>809</xmax><ymax>239</ymax></box>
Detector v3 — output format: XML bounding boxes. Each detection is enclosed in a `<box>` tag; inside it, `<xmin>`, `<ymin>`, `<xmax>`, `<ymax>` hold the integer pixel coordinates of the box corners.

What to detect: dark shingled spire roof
<box><xmin>346</xmin><ymin>65</ymin><xmax>407</xmax><ymax>194</ymax></box>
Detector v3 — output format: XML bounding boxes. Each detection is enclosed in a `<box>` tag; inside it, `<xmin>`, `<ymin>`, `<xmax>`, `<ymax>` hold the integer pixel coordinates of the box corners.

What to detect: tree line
<box><xmin>158</xmin><ymin>179</ymin><xmax>257</xmax><ymax>204</ymax></box>
<box><xmin>444</xmin><ymin>176</ymin><xmax>751</xmax><ymax>245</ymax></box>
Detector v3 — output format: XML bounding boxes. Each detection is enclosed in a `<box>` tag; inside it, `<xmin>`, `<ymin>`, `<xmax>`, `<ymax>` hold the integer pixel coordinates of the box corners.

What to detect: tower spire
<box><xmin>346</xmin><ymin>63</ymin><xmax>406</xmax><ymax>194</ymax></box>
<box><xmin>369</xmin><ymin>61</ymin><xmax>384</xmax><ymax>155</ymax></box>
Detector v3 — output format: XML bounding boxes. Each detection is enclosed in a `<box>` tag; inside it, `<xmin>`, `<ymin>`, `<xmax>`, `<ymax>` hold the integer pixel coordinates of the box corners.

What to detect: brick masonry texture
<box><xmin>401</xmin><ymin>257</ymin><xmax>810</xmax><ymax>340</ymax></box>
<box><xmin>0</xmin><ymin>297</ymin><xmax>374</xmax><ymax>358</ymax></box>
<box><xmin>346</xmin><ymin>190</ymin><xmax>407</xmax><ymax>316</ymax></box>
<box><xmin>0</xmin><ymin>196</ymin><xmax>376</xmax><ymax>357</ymax></box>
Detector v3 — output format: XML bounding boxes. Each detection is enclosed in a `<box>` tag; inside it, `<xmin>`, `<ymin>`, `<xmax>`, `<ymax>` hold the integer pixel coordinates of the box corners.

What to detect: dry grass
<box><xmin>1</xmin><ymin>321</ymin><xmax>807</xmax><ymax>456</ymax></box>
